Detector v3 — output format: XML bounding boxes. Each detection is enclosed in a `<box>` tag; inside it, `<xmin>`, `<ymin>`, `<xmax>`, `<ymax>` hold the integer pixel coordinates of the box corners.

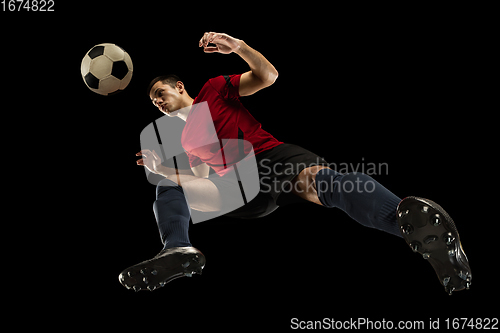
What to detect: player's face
<box><xmin>150</xmin><ymin>82</ymin><xmax>183</xmax><ymax>116</ymax></box>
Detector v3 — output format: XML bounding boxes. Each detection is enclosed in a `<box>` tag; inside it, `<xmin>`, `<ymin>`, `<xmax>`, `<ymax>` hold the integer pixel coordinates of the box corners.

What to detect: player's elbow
<box><xmin>270</xmin><ymin>69</ymin><xmax>279</xmax><ymax>84</ymax></box>
<box><xmin>264</xmin><ymin>69</ymin><xmax>279</xmax><ymax>87</ymax></box>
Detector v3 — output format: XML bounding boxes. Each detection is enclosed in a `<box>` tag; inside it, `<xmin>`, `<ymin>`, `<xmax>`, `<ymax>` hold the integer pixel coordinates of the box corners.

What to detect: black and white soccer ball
<box><xmin>81</xmin><ymin>43</ymin><xmax>133</xmax><ymax>96</ymax></box>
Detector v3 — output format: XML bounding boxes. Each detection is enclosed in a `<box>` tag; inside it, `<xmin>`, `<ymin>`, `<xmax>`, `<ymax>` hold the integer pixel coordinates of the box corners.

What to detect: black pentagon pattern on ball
<box><xmin>88</xmin><ymin>46</ymin><xmax>105</xmax><ymax>59</ymax></box>
<box><xmin>111</xmin><ymin>60</ymin><xmax>129</xmax><ymax>80</ymax></box>
<box><xmin>84</xmin><ymin>72</ymin><xmax>100</xmax><ymax>89</ymax></box>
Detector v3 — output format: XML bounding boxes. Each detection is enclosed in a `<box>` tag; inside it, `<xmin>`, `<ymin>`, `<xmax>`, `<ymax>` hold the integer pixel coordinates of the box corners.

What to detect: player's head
<box><xmin>147</xmin><ymin>74</ymin><xmax>187</xmax><ymax>117</ymax></box>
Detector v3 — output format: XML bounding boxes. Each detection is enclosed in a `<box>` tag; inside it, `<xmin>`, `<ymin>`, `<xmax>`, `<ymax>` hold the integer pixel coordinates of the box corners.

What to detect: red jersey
<box><xmin>181</xmin><ymin>74</ymin><xmax>283</xmax><ymax>176</ymax></box>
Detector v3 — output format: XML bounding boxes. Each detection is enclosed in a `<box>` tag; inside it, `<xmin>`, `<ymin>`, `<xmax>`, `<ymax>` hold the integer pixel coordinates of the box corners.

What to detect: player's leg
<box><xmin>162</xmin><ymin>173</ymin><xmax>222</xmax><ymax>213</ymax></box>
<box><xmin>290</xmin><ymin>166</ymin><xmax>471</xmax><ymax>294</ymax></box>
<box><xmin>154</xmin><ymin>174</ymin><xmax>221</xmax><ymax>249</ymax></box>
<box><xmin>119</xmin><ymin>174</ymin><xmax>219</xmax><ymax>292</ymax></box>
<box><xmin>291</xmin><ymin>166</ymin><xmax>401</xmax><ymax>237</ymax></box>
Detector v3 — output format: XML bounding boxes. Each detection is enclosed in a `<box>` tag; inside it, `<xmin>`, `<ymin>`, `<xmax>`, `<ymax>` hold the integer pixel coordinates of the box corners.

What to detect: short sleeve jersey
<box><xmin>181</xmin><ymin>74</ymin><xmax>283</xmax><ymax>176</ymax></box>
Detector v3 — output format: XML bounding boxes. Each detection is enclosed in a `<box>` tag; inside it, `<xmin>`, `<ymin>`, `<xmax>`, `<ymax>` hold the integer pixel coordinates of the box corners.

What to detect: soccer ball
<box><xmin>81</xmin><ymin>43</ymin><xmax>133</xmax><ymax>96</ymax></box>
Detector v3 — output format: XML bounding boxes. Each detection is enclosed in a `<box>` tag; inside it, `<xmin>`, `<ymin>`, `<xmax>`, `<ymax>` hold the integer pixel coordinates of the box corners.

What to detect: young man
<box><xmin>118</xmin><ymin>32</ymin><xmax>472</xmax><ymax>295</ymax></box>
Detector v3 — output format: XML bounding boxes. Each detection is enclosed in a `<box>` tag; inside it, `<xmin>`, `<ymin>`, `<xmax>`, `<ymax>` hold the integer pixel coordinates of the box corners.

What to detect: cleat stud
<box><xmin>127</xmin><ymin>271</ymin><xmax>134</xmax><ymax>277</ymax></box>
<box><xmin>147</xmin><ymin>285</ymin><xmax>157</xmax><ymax>291</ymax></box>
<box><xmin>400</xmin><ymin>224</ymin><xmax>414</xmax><ymax>235</ymax></box>
<box><xmin>442</xmin><ymin>276</ymin><xmax>451</xmax><ymax>286</ymax></box>
<box><xmin>151</xmin><ymin>270</ymin><xmax>158</xmax><ymax>275</ymax></box>
<box><xmin>465</xmin><ymin>282</ymin><xmax>471</xmax><ymax>290</ymax></box>
<box><xmin>195</xmin><ymin>267</ymin><xmax>203</xmax><ymax>275</ymax></box>
<box><xmin>119</xmin><ymin>274</ymin><xmax>125</xmax><ymax>282</ymax></box>
<box><xmin>458</xmin><ymin>271</ymin><xmax>468</xmax><ymax>280</ymax></box>
<box><xmin>446</xmin><ymin>286</ymin><xmax>455</xmax><ymax>296</ymax></box>
<box><xmin>133</xmin><ymin>285</ymin><xmax>141</xmax><ymax>292</ymax></box>
<box><xmin>421</xmin><ymin>206</ymin><xmax>429</xmax><ymax>213</ymax></box>
<box><xmin>182</xmin><ymin>262</ymin><xmax>190</xmax><ymax>268</ymax></box>
<box><xmin>398</xmin><ymin>209</ymin><xmax>409</xmax><ymax>218</ymax></box>
<box><xmin>140</xmin><ymin>269</ymin><xmax>146</xmax><ymax>275</ymax></box>
<box><xmin>184</xmin><ymin>272</ymin><xmax>192</xmax><ymax>278</ymax></box>
<box><xmin>410</xmin><ymin>241</ymin><xmax>421</xmax><ymax>253</ymax></box>
<box><xmin>448</xmin><ymin>249</ymin><xmax>455</xmax><ymax>256</ymax></box>
<box><xmin>424</xmin><ymin>235</ymin><xmax>438</xmax><ymax>244</ymax></box>
<box><xmin>143</xmin><ymin>277</ymin><xmax>149</xmax><ymax>284</ymax></box>
<box><xmin>422</xmin><ymin>252</ymin><xmax>431</xmax><ymax>260</ymax></box>
<box><xmin>443</xmin><ymin>233</ymin><xmax>455</xmax><ymax>245</ymax></box>
<box><xmin>159</xmin><ymin>281</ymin><xmax>166</xmax><ymax>287</ymax></box>
<box><xmin>431</xmin><ymin>214</ymin><xmax>441</xmax><ymax>226</ymax></box>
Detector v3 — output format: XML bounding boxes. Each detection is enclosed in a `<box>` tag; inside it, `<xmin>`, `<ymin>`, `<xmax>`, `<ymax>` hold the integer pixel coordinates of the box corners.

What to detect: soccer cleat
<box><xmin>397</xmin><ymin>197</ymin><xmax>472</xmax><ymax>295</ymax></box>
<box><xmin>118</xmin><ymin>247</ymin><xmax>206</xmax><ymax>292</ymax></box>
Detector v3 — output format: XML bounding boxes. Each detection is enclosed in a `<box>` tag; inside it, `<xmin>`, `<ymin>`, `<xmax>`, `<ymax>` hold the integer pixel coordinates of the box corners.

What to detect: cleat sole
<box><xmin>118</xmin><ymin>247</ymin><xmax>206</xmax><ymax>292</ymax></box>
<box><xmin>397</xmin><ymin>197</ymin><xmax>472</xmax><ymax>295</ymax></box>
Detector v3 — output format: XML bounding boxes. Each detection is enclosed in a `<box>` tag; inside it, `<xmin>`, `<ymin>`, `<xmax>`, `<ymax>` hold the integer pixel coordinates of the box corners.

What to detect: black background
<box><xmin>2</xmin><ymin>1</ymin><xmax>496</xmax><ymax>331</ymax></box>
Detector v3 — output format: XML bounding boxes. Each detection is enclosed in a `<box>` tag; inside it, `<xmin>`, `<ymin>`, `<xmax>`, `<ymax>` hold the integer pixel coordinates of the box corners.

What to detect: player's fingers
<box><xmin>136</xmin><ymin>158</ymin><xmax>144</xmax><ymax>165</ymax></box>
<box><xmin>203</xmin><ymin>46</ymin><xmax>219</xmax><ymax>53</ymax></box>
<box><xmin>206</xmin><ymin>32</ymin><xmax>216</xmax><ymax>46</ymax></box>
<box><xmin>137</xmin><ymin>149</ymin><xmax>152</xmax><ymax>156</ymax></box>
<box><xmin>199</xmin><ymin>35</ymin><xmax>205</xmax><ymax>47</ymax></box>
<box><xmin>213</xmin><ymin>33</ymin><xmax>228</xmax><ymax>43</ymax></box>
<box><xmin>201</xmin><ymin>32</ymin><xmax>210</xmax><ymax>47</ymax></box>
<box><xmin>208</xmin><ymin>33</ymin><xmax>219</xmax><ymax>43</ymax></box>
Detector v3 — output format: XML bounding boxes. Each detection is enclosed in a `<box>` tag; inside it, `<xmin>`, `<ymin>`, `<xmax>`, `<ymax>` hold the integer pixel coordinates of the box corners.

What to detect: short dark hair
<box><xmin>147</xmin><ymin>74</ymin><xmax>181</xmax><ymax>96</ymax></box>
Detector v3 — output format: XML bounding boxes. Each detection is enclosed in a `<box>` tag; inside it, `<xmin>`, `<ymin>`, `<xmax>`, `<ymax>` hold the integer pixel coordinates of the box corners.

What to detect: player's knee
<box><xmin>158</xmin><ymin>177</ymin><xmax>178</xmax><ymax>188</ymax></box>
<box><xmin>164</xmin><ymin>174</ymin><xmax>182</xmax><ymax>184</ymax></box>
<box><xmin>156</xmin><ymin>177</ymin><xmax>183</xmax><ymax>199</ymax></box>
<box><xmin>295</xmin><ymin>166</ymin><xmax>332</xmax><ymax>193</ymax></box>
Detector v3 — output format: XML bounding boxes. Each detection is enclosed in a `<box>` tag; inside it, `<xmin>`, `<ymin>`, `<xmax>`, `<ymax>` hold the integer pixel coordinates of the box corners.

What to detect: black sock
<box><xmin>315</xmin><ymin>168</ymin><xmax>402</xmax><ymax>237</ymax></box>
<box><xmin>153</xmin><ymin>178</ymin><xmax>192</xmax><ymax>249</ymax></box>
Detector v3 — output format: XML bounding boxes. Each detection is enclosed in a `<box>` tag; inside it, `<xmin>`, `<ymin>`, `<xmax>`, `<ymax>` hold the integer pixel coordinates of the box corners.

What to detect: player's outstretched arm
<box><xmin>199</xmin><ymin>32</ymin><xmax>278</xmax><ymax>96</ymax></box>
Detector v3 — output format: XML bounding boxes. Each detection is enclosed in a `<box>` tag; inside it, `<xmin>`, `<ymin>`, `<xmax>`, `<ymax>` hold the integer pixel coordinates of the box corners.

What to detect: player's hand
<box><xmin>199</xmin><ymin>32</ymin><xmax>241</xmax><ymax>54</ymax></box>
<box><xmin>136</xmin><ymin>149</ymin><xmax>162</xmax><ymax>174</ymax></box>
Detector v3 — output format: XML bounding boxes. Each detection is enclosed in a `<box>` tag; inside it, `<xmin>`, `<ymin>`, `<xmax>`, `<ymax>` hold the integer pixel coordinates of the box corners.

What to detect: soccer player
<box><xmin>118</xmin><ymin>32</ymin><xmax>471</xmax><ymax>295</ymax></box>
